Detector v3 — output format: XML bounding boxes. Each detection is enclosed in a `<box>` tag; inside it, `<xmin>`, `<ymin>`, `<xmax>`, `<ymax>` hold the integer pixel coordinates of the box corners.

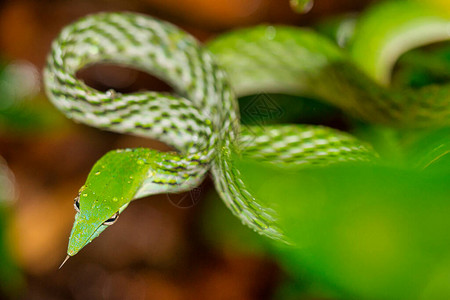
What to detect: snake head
<box><xmin>66</xmin><ymin>149</ymin><xmax>151</xmax><ymax>257</ymax></box>
<box><xmin>67</xmin><ymin>186</ymin><xmax>129</xmax><ymax>256</ymax></box>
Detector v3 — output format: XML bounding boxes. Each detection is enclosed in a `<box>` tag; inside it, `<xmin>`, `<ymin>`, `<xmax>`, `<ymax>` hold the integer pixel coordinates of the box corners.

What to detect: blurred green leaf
<box><xmin>235</xmin><ymin>155</ymin><xmax>450</xmax><ymax>299</ymax></box>
<box><xmin>0</xmin><ymin>160</ymin><xmax>22</xmax><ymax>296</ymax></box>
<box><xmin>0</xmin><ymin>205</ymin><xmax>23</xmax><ymax>296</ymax></box>
<box><xmin>0</xmin><ymin>100</ymin><xmax>65</xmax><ymax>135</ymax></box>
<box><xmin>392</xmin><ymin>43</ymin><xmax>450</xmax><ymax>88</ymax></box>
<box><xmin>405</xmin><ymin>127</ymin><xmax>450</xmax><ymax>171</ymax></box>
<box><xmin>315</xmin><ymin>14</ymin><xmax>357</xmax><ymax>49</ymax></box>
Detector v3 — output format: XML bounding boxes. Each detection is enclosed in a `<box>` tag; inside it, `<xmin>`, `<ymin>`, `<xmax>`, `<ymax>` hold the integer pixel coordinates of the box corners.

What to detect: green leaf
<box><xmin>235</xmin><ymin>156</ymin><xmax>450</xmax><ymax>299</ymax></box>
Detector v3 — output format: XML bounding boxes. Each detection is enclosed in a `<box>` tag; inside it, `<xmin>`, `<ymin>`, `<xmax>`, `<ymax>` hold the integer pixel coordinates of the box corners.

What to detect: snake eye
<box><xmin>74</xmin><ymin>196</ymin><xmax>80</xmax><ymax>213</ymax></box>
<box><xmin>103</xmin><ymin>212</ymin><xmax>119</xmax><ymax>226</ymax></box>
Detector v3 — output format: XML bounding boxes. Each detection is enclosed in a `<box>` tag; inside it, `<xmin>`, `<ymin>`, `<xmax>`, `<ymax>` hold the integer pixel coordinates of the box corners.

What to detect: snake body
<box><xmin>44</xmin><ymin>1</ymin><xmax>449</xmax><ymax>257</ymax></box>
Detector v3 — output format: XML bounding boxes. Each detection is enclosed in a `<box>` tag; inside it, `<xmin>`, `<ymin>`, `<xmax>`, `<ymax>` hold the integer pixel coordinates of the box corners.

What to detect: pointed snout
<box><xmin>67</xmin><ymin>213</ymin><xmax>106</xmax><ymax>257</ymax></box>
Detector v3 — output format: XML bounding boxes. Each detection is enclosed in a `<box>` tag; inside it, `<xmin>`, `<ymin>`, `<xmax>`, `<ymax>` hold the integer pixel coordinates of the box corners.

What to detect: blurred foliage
<box><xmin>0</xmin><ymin>160</ymin><xmax>22</xmax><ymax>296</ymax></box>
<box><xmin>348</xmin><ymin>0</ymin><xmax>450</xmax><ymax>84</ymax></box>
<box><xmin>0</xmin><ymin>205</ymin><xmax>22</xmax><ymax>295</ymax></box>
<box><xmin>0</xmin><ymin>62</ymin><xmax>64</xmax><ymax>136</ymax></box>
<box><xmin>235</xmin><ymin>154</ymin><xmax>450</xmax><ymax>299</ymax></box>
<box><xmin>392</xmin><ymin>43</ymin><xmax>450</xmax><ymax>88</ymax></box>
<box><xmin>420</xmin><ymin>0</ymin><xmax>450</xmax><ymax>14</ymax></box>
<box><xmin>315</xmin><ymin>14</ymin><xmax>357</xmax><ymax>48</ymax></box>
<box><xmin>0</xmin><ymin>59</ymin><xmax>64</xmax><ymax>297</ymax></box>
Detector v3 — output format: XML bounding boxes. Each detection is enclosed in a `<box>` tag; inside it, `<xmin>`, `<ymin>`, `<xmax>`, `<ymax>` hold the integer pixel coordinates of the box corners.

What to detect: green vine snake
<box><xmin>42</xmin><ymin>1</ymin><xmax>450</xmax><ymax>266</ymax></box>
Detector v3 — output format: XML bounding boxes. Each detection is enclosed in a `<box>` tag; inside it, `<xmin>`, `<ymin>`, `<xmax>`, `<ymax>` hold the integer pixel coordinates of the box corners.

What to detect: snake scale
<box><xmin>43</xmin><ymin>1</ymin><xmax>449</xmax><ymax>262</ymax></box>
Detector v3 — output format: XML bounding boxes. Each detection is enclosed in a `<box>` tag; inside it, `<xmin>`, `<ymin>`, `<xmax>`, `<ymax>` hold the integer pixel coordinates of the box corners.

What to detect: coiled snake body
<box><xmin>44</xmin><ymin>2</ymin><xmax>449</xmax><ymax>260</ymax></box>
